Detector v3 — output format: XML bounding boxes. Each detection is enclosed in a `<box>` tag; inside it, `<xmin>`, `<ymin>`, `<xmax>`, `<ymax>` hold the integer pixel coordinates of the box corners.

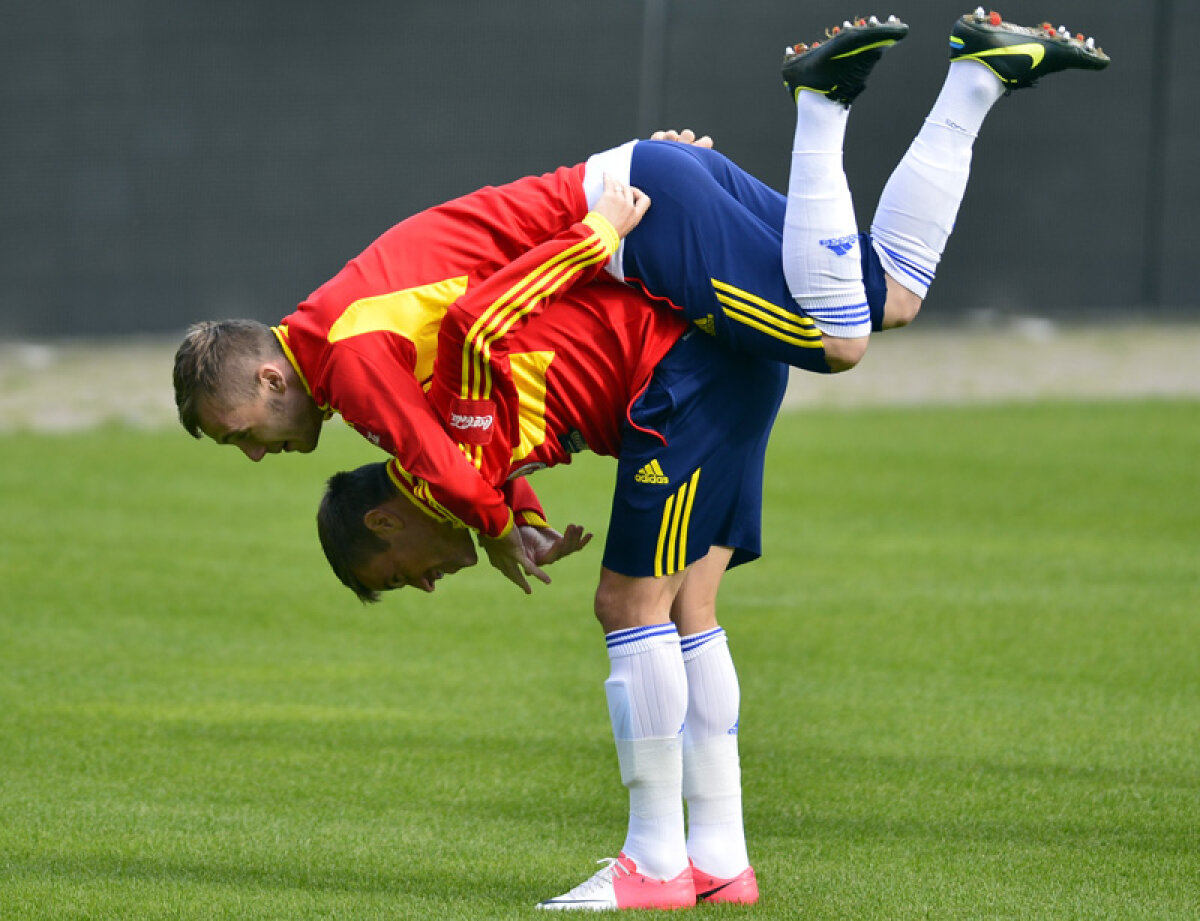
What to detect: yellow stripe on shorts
<box><xmin>653</xmin><ymin>468</ymin><xmax>701</xmax><ymax>578</ymax></box>
<box><xmin>712</xmin><ymin>278</ymin><xmax>823</xmax><ymax>348</ymax></box>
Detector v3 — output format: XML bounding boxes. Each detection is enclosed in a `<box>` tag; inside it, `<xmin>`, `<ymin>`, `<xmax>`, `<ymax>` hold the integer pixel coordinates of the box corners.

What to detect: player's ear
<box><xmin>259</xmin><ymin>363</ymin><xmax>286</xmax><ymax>393</ymax></box>
<box><xmin>364</xmin><ymin>507</ymin><xmax>404</xmax><ymax>537</ymax></box>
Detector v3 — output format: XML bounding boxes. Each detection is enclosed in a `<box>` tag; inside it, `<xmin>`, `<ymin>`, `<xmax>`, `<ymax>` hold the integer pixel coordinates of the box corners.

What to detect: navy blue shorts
<box><xmin>621</xmin><ymin>141</ymin><xmax>887</xmax><ymax>365</ymax></box>
<box><xmin>600</xmin><ymin>328</ymin><xmax>788</xmax><ymax>578</ymax></box>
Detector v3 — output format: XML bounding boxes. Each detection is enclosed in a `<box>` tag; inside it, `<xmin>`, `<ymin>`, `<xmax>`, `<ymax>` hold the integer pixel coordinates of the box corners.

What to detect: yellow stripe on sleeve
<box><xmin>461</xmin><ymin>234</ymin><xmax>610</xmax><ymax>403</ymax></box>
<box><xmin>582</xmin><ymin>211</ymin><xmax>621</xmax><ymax>256</ymax></box>
<box><xmin>467</xmin><ymin>237</ymin><xmax>607</xmax><ymax>395</ymax></box>
<box><xmin>386</xmin><ymin>462</ymin><xmax>461</xmax><ymax>526</ymax></box>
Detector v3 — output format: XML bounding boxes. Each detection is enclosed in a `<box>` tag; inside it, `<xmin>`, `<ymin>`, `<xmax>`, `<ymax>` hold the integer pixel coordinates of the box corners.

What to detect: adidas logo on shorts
<box><xmin>635</xmin><ymin>459</ymin><xmax>670</xmax><ymax>485</ymax></box>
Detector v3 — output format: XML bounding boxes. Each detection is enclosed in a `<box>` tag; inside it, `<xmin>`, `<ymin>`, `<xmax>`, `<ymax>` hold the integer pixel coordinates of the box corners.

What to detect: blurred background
<box><xmin>1</xmin><ymin>0</ymin><xmax>1194</xmax><ymax>340</ymax></box>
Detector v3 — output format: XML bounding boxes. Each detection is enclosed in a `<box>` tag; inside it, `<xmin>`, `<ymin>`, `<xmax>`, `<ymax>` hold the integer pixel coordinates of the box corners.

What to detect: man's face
<box><xmin>356</xmin><ymin>505</ymin><xmax>479</xmax><ymax>594</ymax></box>
<box><xmin>199</xmin><ymin>368</ymin><xmax>323</xmax><ymax>462</ymax></box>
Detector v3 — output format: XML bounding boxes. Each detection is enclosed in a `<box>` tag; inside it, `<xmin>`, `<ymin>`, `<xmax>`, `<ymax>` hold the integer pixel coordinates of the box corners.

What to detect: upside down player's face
<box><xmin>355</xmin><ymin>507</ymin><xmax>479</xmax><ymax>594</ymax></box>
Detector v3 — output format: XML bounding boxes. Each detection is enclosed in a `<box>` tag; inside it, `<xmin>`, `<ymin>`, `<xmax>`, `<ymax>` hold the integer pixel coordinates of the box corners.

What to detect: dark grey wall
<box><xmin>2</xmin><ymin>0</ymin><xmax>1193</xmax><ymax>339</ymax></box>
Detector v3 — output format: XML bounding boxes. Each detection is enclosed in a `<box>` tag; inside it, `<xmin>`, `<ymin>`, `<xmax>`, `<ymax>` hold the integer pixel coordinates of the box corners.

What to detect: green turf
<box><xmin>1</xmin><ymin>401</ymin><xmax>1198</xmax><ymax>919</ymax></box>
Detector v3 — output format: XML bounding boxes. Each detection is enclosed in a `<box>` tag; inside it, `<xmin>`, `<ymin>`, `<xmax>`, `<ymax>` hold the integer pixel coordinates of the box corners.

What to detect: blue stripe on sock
<box><xmin>806</xmin><ymin>301</ymin><xmax>871</xmax><ymax>330</ymax></box>
<box><xmin>880</xmin><ymin>243</ymin><xmax>932</xmax><ymax>280</ymax></box>
<box><xmin>808</xmin><ymin>301</ymin><xmax>870</xmax><ymax>318</ymax></box>
<box><xmin>680</xmin><ymin>627</ymin><xmax>725</xmax><ymax>654</ymax></box>
<box><xmin>879</xmin><ymin>244</ymin><xmax>934</xmax><ymax>286</ymax></box>
<box><xmin>605</xmin><ymin>623</ymin><xmax>679</xmax><ymax>649</ymax></box>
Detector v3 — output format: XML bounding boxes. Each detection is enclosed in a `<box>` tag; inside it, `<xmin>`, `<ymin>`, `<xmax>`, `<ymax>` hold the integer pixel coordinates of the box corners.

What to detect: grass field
<box><xmin>2</xmin><ymin>400</ymin><xmax>1198</xmax><ymax>919</ymax></box>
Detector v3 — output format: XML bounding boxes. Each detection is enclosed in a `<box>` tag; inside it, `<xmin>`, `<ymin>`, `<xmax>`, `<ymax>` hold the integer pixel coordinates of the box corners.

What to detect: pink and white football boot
<box><xmin>536</xmin><ymin>853</ymin><xmax>696</xmax><ymax>911</ymax></box>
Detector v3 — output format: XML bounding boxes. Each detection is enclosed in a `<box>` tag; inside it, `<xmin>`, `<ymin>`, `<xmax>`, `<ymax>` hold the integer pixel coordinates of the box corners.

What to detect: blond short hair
<box><xmin>172</xmin><ymin>319</ymin><xmax>280</xmax><ymax>437</ymax></box>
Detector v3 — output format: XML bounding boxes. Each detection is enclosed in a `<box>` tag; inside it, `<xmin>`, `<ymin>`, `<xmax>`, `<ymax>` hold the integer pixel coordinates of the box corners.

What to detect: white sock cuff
<box><xmin>606</xmin><ymin>625</ymin><xmax>688</xmax><ymax>741</ymax></box>
<box><xmin>870</xmin><ymin>231</ymin><xmax>935</xmax><ymax>299</ymax></box>
<box><xmin>800</xmin><ymin>298</ymin><xmax>872</xmax><ymax>338</ymax></box>
<box><xmin>680</xmin><ymin>627</ymin><xmax>726</xmax><ymax>662</ymax></box>
<box><xmin>606</xmin><ymin>623</ymin><xmax>681</xmax><ymax>659</ymax></box>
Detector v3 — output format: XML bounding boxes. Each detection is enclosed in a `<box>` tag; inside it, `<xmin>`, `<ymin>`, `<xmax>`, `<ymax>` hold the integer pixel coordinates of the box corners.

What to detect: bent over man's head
<box><xmin>173</xmin><ymin>319</ymin><xmax>326</xmax><ymax>460</ymax></box>
<box><xmin>317</xmin><ymin>463</ymin><xmax>478</xmax><ymax>603</ymax></box>
<box><xmin>173</xmin><ymin>319</ymin><xmax>278</xmax><ymax>437</ymax></box>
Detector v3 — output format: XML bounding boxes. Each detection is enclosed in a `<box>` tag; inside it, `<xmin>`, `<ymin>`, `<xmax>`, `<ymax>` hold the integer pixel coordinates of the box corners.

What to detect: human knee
<box><xmin>882</xmin><ymin>277</ymin><xmax>923</xmax><ymax>329</ymax></box>
<box><xmin>671</xmin><ymin>594</ymin><xmax>719</xmax><ymax>636</ymax></box>
<box><xmin>593</xmin><ymin>581</ymin><xmax>629</xmax><ymax>632</ymax></box>
<box><xmin>592</xmin><ymin>575</ymin><xmax>651</xmax><ymax>633</ymax></box>
<box><xmin>673</xmin><ymin>606</ymin><xmax>718</xmax><ymax>637</ymax></box>
<box><xmin>594</xmin><ymin>569</ymin><xmax>683</xmax><ymax>633</ymax></box>
<box><xmin>823</xmin><ymin>334</ymin><xmax>870</xmax><ymax>372</ymax></box>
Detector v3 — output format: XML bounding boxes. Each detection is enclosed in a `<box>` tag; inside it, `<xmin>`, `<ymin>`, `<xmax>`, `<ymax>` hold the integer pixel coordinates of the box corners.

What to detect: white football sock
<box><xmin>604</xmin><ymin>624</ymin><xmax>689</xmax><ymax>881</ymax></box>
<box><xmin>871</xmin><ymin>60</ymin><xmax>1006</xmax><ymax>298</ymax></box>
<box><xmin>781</xmin><ymin>91</ymin><xmax>870</xmax><ymax>338</ymax></box>
<box><xmin>680</xmin><ymin>627</ymin><xmax>749</xmax><ymax>878</ymax></box>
